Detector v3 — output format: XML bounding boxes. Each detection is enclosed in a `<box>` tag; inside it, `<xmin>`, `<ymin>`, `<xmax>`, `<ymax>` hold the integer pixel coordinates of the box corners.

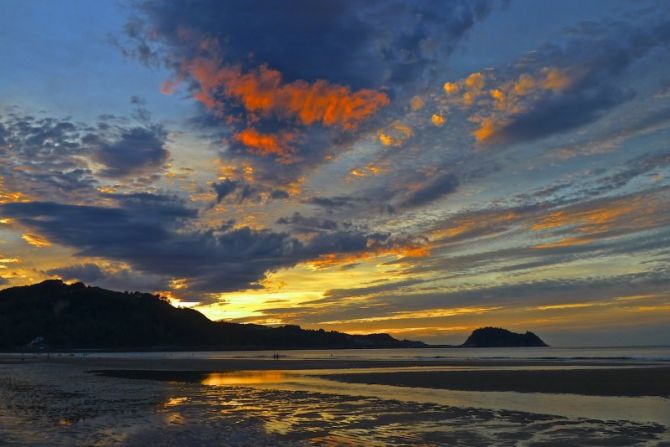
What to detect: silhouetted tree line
<box><xmin>0</xmin><ymin>280</ymin><xmax>425</xmax><ymax>350</ymax></box>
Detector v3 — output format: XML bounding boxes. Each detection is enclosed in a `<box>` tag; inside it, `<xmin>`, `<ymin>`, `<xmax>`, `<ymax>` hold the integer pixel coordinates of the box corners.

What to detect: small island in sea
<box><xmin>461</xmin><ymin>327</ymin><xmax>548</xmax><ymax>347</ymax></box>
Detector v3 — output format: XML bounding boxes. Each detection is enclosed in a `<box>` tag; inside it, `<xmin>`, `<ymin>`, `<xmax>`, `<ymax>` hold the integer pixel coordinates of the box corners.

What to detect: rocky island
<box><xmin>461</xmin><ymin>327</ymin><xmax>548</xmax><ymax>347</ymax></box>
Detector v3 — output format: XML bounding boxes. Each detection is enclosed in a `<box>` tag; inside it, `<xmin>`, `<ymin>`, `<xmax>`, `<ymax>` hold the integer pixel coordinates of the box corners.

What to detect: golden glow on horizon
<box><xmin>317</xmin><ymin>306</ymin><xmax>503</xmax><ymax>325</ymax></box>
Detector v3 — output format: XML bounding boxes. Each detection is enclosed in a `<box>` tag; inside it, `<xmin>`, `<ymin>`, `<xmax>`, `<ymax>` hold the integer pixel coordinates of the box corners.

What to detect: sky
<box><xmin>1</xmin><ymin>0</ymin><xmax>670</xmax><ymax>346</ymax></box>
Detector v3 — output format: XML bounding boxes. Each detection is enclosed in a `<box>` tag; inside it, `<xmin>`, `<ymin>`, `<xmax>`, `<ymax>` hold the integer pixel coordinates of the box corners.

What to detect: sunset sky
<box><xmin>1</xmin><ymin>0</ymin><xmax>670</xmax><ymax>345</ymax></box>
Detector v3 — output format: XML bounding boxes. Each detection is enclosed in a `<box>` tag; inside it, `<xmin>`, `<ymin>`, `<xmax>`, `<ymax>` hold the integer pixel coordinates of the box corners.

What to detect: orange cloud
<box><xmin>350</xmin><ymin>164</ymin><xmax>383</xmax><ymax>178</ymax></box>
<box><xmin>431</xmin><ymin>211</ymin><xmax>519</xmax><ymax>241</ymax></box>
<box><xmin>160</xmin><ymin>79</ymin><xmax>181</xmax><ymax>95</ymax></box>
<box><xmin>0</xmin><ymin>177</ymin><xmax>29</xmax><ymax>204</ymax></box>
<box><xmin>307</xmin><ymin>242</ymin><xmax>430</xmax><ymax>269</ymax></box>
<box><xmin>530</xmin><ymin>195</ymin><xmax>667</xmax><ymax>248</ymax></box>
<box><xmin>410</xmin><ymin>95</ymin><xmax>425</xmax><ymax>111</ymax></box>
<box><xmin>442</xmin><ymin>67</ymin><xmax>572</xmax><ymax>143</ymax></box>
<box><xmin>234</xmin><ymin>128</ymin><xmax>296</xmax><ymax>162</ymax></box>
<box><xmin>431</xmin><ymin>114</ymin><xmax>445</xmax><ymax>126</ymax></box>
<box><xmin>532</xmin><ymin>236</ymin><xmax>594</xmax><ymax>249</ymax></box>
<box><xmin>22</xmin><ymin>233</ymin><xmax>51</xmax><ymax>248</ymax></box>
<box><xmin>472</xmin><ymin>117</ymin><xmax>501</xmax><ymax>142</ymax></box>
<box><xmin>378</xmin><ymin>121</ymin><xmax>413</xmax><ymax>147</ymax></box>
<box><xmin>541</xmin><ymin>67</ymin><xmax>571</xmax><ymax>91</ymax></box>
<box><xmin>185</xmin><ymin>58</ymin><xmax>389</xmax><ymax>130</ymax></box>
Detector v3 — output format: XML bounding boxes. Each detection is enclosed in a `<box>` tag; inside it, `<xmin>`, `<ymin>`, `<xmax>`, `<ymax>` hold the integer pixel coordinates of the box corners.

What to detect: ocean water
<box><xmin>29</xmin><ymin>345</ymin><xmax>670</xmax><ymax>362</ymax></box>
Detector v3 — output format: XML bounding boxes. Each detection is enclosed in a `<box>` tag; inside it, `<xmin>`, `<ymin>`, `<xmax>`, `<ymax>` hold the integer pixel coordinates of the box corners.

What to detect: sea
<box><xmin>33</xmin><ymin>345</ymin><xmax>670</xmax><ymax>362</ymax></box>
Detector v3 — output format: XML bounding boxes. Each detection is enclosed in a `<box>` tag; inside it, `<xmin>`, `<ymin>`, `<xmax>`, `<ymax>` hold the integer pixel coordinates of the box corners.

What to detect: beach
<box><xmin>1</xmin><ymin>353</ymin><xmax>670</xmax><ymax>446</ymax></box>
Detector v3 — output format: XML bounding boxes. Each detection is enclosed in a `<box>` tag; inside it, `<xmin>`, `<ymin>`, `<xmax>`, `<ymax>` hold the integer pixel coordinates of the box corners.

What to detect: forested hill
<box><xmin>0</xmin><ymin>280</ymin><xmax>426</xmax><ymax>350</ymax></box>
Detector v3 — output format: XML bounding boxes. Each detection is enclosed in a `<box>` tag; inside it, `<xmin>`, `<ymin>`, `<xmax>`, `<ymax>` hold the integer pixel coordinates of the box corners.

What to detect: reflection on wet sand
<box><xmin>1</xmin><ymin>362</ymin><xmax>669</xmax><ymax>446</ymax></box>
<box><xmin>201</xmin><ymin>371</ymin><xmax>286</xmax><ymax>386</ymax></box>
<box><xmin>189</xmin><ymin>368</ymin><xmax>670</xmax><ymax>427</ymax></box>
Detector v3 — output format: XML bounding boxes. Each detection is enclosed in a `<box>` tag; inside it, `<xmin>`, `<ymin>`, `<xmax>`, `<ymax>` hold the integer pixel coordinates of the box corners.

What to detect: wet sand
<box><xmin>39</xmin><ymin>355</ymin><xmax>670</xmax><ymax>397</ymax></box>
<box><xmin>89</xmin><ymin>364</ymin><xmax>670</xmax><ymax>397</ymax></box>
<box><xmin>326</xmin><ymin>366</ymin><xmax>670</xmax><ymax>397</ymax></box>
<box><xmin>1</xmin><ymin>359</ymin><xmax>670</xmax><ymax>445</ymax></box>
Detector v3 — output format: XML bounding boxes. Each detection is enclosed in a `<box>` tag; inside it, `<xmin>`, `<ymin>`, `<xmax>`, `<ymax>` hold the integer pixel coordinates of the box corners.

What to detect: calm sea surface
<box><xmin>35</xmin><ymin>345</ymin><xmax>670</xmax><ymax>362</ymax></box>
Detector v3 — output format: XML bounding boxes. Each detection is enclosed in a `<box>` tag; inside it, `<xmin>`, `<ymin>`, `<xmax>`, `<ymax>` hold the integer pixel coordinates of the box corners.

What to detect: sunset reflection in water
<box><xmin>201</xmin><ymin>371</ymin><xmax>287</xmax><ymax>386</ymax></box>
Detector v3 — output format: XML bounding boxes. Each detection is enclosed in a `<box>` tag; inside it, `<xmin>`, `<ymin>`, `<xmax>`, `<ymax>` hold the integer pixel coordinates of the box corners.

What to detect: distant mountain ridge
<box><xmin>462</xmin><ymin>327</ymin><xmax>548</xmax><ymax>347</ymax></box>
<box><xmin>0</xmin><ymin>280</ymin><xmax>426</xmax><ymax>350</ymax></box>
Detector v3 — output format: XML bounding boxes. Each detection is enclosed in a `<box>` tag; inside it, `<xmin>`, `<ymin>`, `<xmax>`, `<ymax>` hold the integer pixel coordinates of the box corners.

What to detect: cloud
<box><xmin>211</xmin><ymin>178</ymin><xmax>261</xmax><ymax>204</ymax></box>
<box><xmin>115</xmin><ymin>0</ymin><xmax>499</xmax><ymax>184</ymax></box>
<box><xmin>307</xmin><ymin>195</ymin><xmax>371</xmax><ymax>211</ymax></box>
<box><xmin>399</xmin><ymin>173</ymin><xmax>459</xmax><ymax>208</ymax></box>
<box><xmin>287</xmin><ymin>271</ymin><xmax>670</xmax><ymax>327</ymax></box>
<box><xmin>234</xmin><ymin>128</ymin><xmax>296</xmax><ymax>162</ymax></box>
<box><xmin>92</xmin><ymin>125</ymin><xmax>170</xmax><ymax>178</ymax></box>
<box><xmin>46</xmin><ymin>263</ymin><xmax>169</xmax><ymax>292</ymax></box>
<box><xmin>0</xmin><ymin>110</ymin><xmax>171</xmax><ymax>203</ymax></box>
<box><xmin>186</xmin><ymin>60</ymin><xmax>390</xmax><ymax>131</ymax></box>
<box><xmin>276</xmin><ymin>212</ymin><xmax>338</xmax><ymax>233</ymax></box>
<box><xmin>127</xmin><ymin>0</ymin><xmax>498</xmax><ymax>89</ymax></box>
<box><xmin>378</xmin><ymin>121</ymin><xmax>413</xmax><ymax>147</ymax></box>
<box><xmin>438</xmin><ymin>16</ymin><xmax>670</xmax><ymax>146</ymax></box>
<box><xmin>212</xmin><ymin>179</ymin><xmax>239</xmax><ymax>203</ymax></box>
<box><xmin>0</xmin><ymin>112</ymin><xmax>97</xmax><ymax>201</ymax></box>
<box><xmin>0</xmin><ymin>194</ymin><xmax>420</xmax><ymax>296</ymax></box>
<box><xmin>0</xmin><ymin>198</ymin><xmax>296</xmax><ymax>294</ymax></box>
<box><xmin>481</xmin><ymin>85</ymin><xmax>628</xmax><ymax>144</ymax></box>
<box><xmin>21</xmin><ymin>233</ymin><xmax>51</xmax><ymax>248</ymax></box>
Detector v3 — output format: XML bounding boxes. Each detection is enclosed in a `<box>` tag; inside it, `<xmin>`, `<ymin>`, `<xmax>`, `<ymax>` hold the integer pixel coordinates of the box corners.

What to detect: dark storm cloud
<box><xmin>0</xmin><ymin>122</ymin><xmax>6</xmax><ymax>146</ymax></box>
<box><xmin>127</xmin><ymin>0</ymin><xmax>499</xmax><ymax>89</ymax></box>
<box><xmin>490</xmin><ymin>86</ymin><xmax>630</xmax><ymax>145</ymax></box>
<box><xmin>307</xmin><ymin>195</ymin><xmax>371</xmax><ymax>211</ymax></box>
<box><xmin>46</xmin><ymin>263</ymin><xmax>169</xmax><ymax>292</ymax></box>
<box><xmin>270</xmin><ymin>189</ymin><xmax>289</xmax><ymax>200</ymax></box>
<box><xmin>398</xmin><ymin>173</ymin><xmax>459</xmax><ymax>208</ymax></box>
<box><xmin>276</xmin><ymin>212</ymin><xmax>339</xmax><ymax>233</ymax></box>
<box><xmin>92</xmin><ymin>125</ymin><xmax>169</xmax><ymax>178</ymax></box>
<box><xmin>0</xmin><ymin>198</ymin><xmax>293</xmax><ymax>293</ymax></box>
<box><xmin>1</xmin><ymin>196</ymin><xmax>408</xmax><ymax>296</ymax></box>
<box><xmin>486</xmin><ymin>16</ymin><xmax>670</xmax><ymax>145</ymax></box>
<box><xmin>212</xmin><ymin>179</ymin><xmax>239</xmax><ymax>203</ymax></box>
<box><xmin>211</xmin><ymin>179</ymin><xmax>261</xmax><ymax>204</ymax></box>
<box><xmin>48</xmin><ymin>263</ymin><xmax>106</xmax><ymax>283</ymax></box>
<box><xmin>115</xmin><ymin>0</ymin><xmax>500</xmax><ymax>186</ymax></box>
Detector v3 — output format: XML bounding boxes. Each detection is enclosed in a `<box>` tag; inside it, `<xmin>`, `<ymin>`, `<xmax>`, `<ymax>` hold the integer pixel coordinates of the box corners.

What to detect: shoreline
<box><xmin>19</xmin><ymin>356</ymin><xmax>666</xmax><ymax>398</ymax></box>
<box><xmin>26</xmin><ymin>356</ymin><xmax>670</xmax><ymax>371</ymax></box>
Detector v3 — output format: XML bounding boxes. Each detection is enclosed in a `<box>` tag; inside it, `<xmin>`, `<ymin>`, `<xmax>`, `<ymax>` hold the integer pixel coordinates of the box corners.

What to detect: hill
<box><xmin>0</xmin><ymin>280</ymin><xmax>425</xmax><ymax>350</ymax></box>
<box><xmin>461</xmin><ymin>327</ymin><xmax>548</xmax><ymax>347</ymax></box>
